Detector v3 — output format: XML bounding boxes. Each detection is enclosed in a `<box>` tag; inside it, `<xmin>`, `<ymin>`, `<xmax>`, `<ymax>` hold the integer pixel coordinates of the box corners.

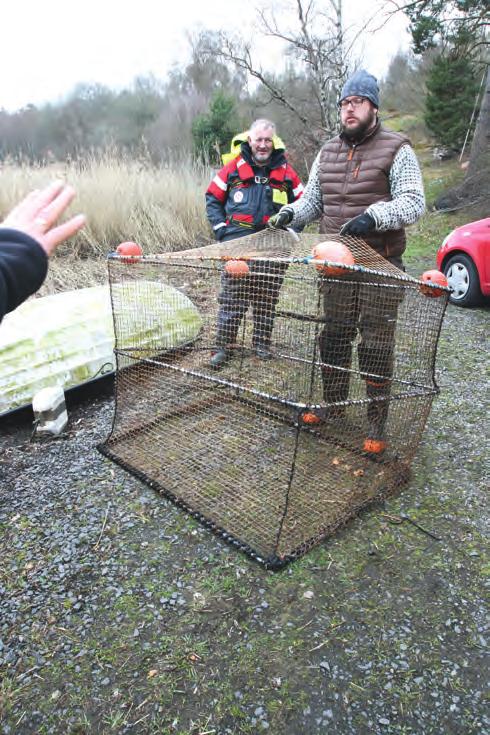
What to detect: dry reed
<box><xmin>0</xmin><ymin>153</ymin><xmax>215</xmax><ymax>293</ymax></box>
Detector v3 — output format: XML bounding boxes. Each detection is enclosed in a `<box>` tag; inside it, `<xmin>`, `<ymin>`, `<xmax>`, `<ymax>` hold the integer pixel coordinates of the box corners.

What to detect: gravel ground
<box><xmin>0</xmin><ymin>269</ymin><xmax>488</xmax><ymax>735</ymax></box>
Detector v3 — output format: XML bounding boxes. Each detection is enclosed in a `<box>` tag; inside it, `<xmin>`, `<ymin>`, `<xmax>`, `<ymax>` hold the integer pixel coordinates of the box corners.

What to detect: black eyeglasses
<box><xmin>338</xmin><ymin>97</ymin><xmax>367</xmax><ymax>110</ymax></box>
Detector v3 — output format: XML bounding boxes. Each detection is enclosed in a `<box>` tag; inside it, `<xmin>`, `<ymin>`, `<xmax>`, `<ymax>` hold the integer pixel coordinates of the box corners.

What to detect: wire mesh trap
<box><xmin>99</xmin><ymin>230</ymin><xmax>449</xmax><ymax>569</ymax></box>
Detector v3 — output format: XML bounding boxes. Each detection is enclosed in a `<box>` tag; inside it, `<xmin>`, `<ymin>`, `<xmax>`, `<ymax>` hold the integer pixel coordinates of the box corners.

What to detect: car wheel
<box><xmin>443</xmin><ymin>253</ymin><xmax>482</xmax><ymax>307</ymax></box>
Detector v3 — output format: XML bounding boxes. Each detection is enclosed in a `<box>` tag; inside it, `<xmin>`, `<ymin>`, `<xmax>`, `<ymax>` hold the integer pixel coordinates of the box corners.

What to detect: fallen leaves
<box><xmin>331</xmin><ymin>457</ymin><xmax>365</xmax><ymax>477</ymax></box>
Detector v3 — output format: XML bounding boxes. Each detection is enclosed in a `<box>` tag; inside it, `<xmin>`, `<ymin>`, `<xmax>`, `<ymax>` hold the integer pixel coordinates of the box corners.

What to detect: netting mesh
<box><xmin>99</xmin><ymin>230</ymin><xmax>448</xmax><ymax>568</ymax></box>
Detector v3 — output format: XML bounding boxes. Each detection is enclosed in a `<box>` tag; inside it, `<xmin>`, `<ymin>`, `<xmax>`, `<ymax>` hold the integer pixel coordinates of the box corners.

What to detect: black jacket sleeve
<box><xmin>205</xmin><ymin>192</ymin><xmax>228</xmax><ymax>241</ymax></box>
<box><xmin>0</xmin><ymin>229</ymin><xmax>48</xmax><ymax>323</ymax></box>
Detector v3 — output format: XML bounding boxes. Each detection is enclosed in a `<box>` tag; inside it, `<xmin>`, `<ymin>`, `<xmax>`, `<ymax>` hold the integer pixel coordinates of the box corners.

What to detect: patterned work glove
<box><xmin>339</xmin><ymin>212</ymin><xmax>376</xmax><ymax>236</ymax></box>
<box><xmin>267</xmin><ymin>207</ymin><xmax>294</xmax><ymax>229</ymax></box>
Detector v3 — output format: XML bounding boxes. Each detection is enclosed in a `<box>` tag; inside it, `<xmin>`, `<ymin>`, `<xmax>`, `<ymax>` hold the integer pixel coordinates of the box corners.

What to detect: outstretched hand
<box><xmin>0</xmin><ymin>180</ymin><xmax>86</xmax><ymax>256</ymax></box>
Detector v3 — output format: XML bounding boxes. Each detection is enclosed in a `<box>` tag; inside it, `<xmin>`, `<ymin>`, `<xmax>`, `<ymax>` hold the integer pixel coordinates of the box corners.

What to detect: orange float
<box><xmin>300</xmin><ymin>411</ymin><xmax>322</xmax><ymax>425</ymax></box>
<box><xmin>224</xmin><ymin>260</ymin><xmax>250</xmax><ymax>278</ymax></box>
<box><xmin>363</xmin><ymin>438</ymin><xmax>387</xmax><ymax>455</ymax></box>
<box><xmin>419</xmin><ymin>270</ymin><xmax>448</xmax><ymax>297</ymax></box>
<box><xmin>311</xmin><ymin>241</ymin><xmax>355</xmax><ymax>276</ymax></box>
<box><xmin>116</xmin><ymin>241</ymin><xmax>143</xmax><ymax>263</ymax></box>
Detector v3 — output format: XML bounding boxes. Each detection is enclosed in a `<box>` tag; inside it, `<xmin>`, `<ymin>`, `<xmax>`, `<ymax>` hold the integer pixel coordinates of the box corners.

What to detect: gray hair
<box><xmin>249</xmin><ymin>118</ymin><xmax>276</xmax><ymax>134</ymax></box>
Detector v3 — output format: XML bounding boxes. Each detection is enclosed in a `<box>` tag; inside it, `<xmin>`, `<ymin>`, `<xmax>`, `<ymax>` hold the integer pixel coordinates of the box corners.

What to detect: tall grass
<box><xmin>0</xmin><ymin>153</ymin><xmax>215</xmax><ymax>294</ymax></box>
<box><xmin>0</xmin><ymin>152</ymin><xmax>213</xmax><ymax>258</ymax></box>
<box><xmin>0</xmin><ymin>149</ymin><xmax>472</xmax><ymax>293</ymax></box>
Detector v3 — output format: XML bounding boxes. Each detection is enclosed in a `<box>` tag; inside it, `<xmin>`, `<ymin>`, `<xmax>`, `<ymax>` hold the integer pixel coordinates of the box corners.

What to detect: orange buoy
<box><xmin>225</xmin><ymin>259</ymin><xmax>250</xmax><ymax>278</ymax></box>
<box><xmin>116</xmin><ymin>241</ymin><xmax>143</xmax><ymax>263</ymax></box>
<box><xmin>363</xmin><ymin>438</ymin><xmax>387</xmax><ymax>455</ymax></box>
<box><xmin>311</xmin><ymin>241</ymin><xmax>355</xmax><ymax>276</ymax></box>
<box><xmin>419</xmin><ymin>270</ymin><xmax>448</xmax><ymax>297</ymax></box>
<box><xmin>301</xmin><ymin>411</ymin><xmax>322</xmax><ymax>425</ymax></box>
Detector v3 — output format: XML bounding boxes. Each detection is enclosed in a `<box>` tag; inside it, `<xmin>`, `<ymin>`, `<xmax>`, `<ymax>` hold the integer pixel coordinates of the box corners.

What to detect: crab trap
<box><xmin>99</xmin><ymin>230</ymin><xmax>449</xmax><ymax>569</ymax></box>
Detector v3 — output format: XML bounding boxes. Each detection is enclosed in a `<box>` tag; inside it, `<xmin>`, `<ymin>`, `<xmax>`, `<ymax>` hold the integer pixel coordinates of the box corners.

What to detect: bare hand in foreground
<box><xmin>0</xmin><ymin>180</ymin><xmax>86</xmax><ymax>256</ymax></box>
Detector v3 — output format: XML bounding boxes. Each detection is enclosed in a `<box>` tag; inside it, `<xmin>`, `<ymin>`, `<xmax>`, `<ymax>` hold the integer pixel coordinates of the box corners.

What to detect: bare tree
<box><xmin>467</xmin><ymin>65</ymin><xmax>489</xmax><ymax>180</ymax></box>
<box><xmin>255</xmin><ymin>0</ymin><xmax>348</xmax><ymax>133</ymax></box>
<box><xmin>196</xmin><ymin>0</ymin><xmax>372</xmax><ymax>142</ymax></box>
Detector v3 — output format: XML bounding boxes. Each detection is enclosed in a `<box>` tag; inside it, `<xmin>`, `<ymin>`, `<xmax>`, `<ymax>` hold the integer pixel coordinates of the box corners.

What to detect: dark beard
<box><xmin>342</xmin><ymin>112</ymin><xmax>377</xmax><ymax>142</ymax></box>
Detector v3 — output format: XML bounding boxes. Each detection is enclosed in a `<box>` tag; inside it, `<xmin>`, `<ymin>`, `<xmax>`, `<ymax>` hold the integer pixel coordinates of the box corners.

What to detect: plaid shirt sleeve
<box><xmin>367</xmin><ymin>144</ymin><xmax>425</xmax><ymax>230</ymax></box>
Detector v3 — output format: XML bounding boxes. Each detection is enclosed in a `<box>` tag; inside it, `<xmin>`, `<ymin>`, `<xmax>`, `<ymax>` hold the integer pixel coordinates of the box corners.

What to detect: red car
<box><xmin>436</xmin><ymin>217</ymin><xmax>490</xmax><ymax>307</ymax></box>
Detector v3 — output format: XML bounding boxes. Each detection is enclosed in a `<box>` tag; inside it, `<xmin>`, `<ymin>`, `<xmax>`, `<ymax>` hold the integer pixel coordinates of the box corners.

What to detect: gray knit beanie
<box><xmin>340</xmin><ymin>70</ymin><xmax>380</xmax><ymax>108</ymax></box>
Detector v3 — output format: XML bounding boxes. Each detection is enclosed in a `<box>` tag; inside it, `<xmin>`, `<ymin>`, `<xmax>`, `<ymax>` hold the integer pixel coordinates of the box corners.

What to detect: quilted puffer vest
<box><xmin>319</xmin><ymin>123</ymin><xmax>410</xmax><ymax>259</ymax></box>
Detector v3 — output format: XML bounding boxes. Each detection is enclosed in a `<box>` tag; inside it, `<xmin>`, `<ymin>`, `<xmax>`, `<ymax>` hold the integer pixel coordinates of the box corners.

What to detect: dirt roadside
<box><xmin>0</xmin><ymin>262</ymin><xmax>488</xmax><ymax>735</ymax></box>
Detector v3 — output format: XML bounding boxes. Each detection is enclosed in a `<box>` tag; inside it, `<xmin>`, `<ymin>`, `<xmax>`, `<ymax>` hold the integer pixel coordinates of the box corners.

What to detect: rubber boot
<box><xmin>255</xmin><ymin>345</ymin><xmax>274</xmax><ymax>360</ymax></box>
<box><xmin>363</xmin><ymin>379</ymin><xmax>390</xmax><ymax>455</ymax></box>
<box><xmin>322</xmin><ymin>369</ymin><xmax>349</xmax><ymax>420</ymax></box>
<box><xmin>209</xmin><ymin>348</ymin><xmax>229</xmax><ymax>370</ymax></box>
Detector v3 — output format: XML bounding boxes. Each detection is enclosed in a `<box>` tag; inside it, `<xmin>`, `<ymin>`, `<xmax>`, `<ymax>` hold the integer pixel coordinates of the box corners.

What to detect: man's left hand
<box><xmin>340</xmin><ymin>212</ymin><xmax>375</xmax><ymax>237</ymax></box>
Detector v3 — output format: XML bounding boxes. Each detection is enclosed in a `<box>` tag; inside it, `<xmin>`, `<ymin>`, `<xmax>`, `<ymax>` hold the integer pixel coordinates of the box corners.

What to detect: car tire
<box><xmin>443</xmin><ymin>253</ymin><xmax>482</xmax><ymax>307</ymax></box>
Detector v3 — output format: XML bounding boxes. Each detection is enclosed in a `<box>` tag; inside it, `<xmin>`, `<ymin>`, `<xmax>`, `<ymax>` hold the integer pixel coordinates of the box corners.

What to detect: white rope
<box><xmin>459</xmin><ymin>69</ymin><xmax>487</xmax><ymax>163</ymax></box>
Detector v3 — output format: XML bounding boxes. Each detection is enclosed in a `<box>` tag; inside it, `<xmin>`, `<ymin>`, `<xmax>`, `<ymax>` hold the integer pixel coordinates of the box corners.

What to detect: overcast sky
<box><xmin>1</xmin><ymin>0</ymin><xmax>410</xmax><ymax>112</ymax></box>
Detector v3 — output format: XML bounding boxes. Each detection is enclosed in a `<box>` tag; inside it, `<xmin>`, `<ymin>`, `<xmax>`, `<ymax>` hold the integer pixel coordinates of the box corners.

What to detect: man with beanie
<box><xmin>268</xmin><ymin>70</ymin><xmax>425</xmax><ymax>455</ymax></box>
<box><xmin>206</xmin><ymin>118</ymin><xmax>303</xmax><ymax>369</ymax></box>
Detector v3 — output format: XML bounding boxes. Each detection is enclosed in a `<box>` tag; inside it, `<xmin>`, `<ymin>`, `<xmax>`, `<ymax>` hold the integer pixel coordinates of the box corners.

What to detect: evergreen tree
<box><xmin>191</xmin><ymin>92</ymin><xmax>241</xmax><ymax>163</ymax></box>
<box><xmin>424</xmin><ymin>54</ymin><xmax>480</xmax><ymax>149</ymax></box>
<box><xmin>400</xmin><ymin>0</ymin><xmax>488</xmax><ymax>56</ymax></box>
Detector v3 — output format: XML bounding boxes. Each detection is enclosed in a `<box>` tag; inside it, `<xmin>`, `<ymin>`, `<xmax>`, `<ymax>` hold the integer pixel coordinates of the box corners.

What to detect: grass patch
<box><xmin>405</xmin><ymin>154</ymin><xmax>469</xmax><ymax>263</ymax></box>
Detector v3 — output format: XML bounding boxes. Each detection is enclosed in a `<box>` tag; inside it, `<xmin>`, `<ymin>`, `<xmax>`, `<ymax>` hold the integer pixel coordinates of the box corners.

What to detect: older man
<box><xmin>205</xmin><ymin>119</ymin><xmax>303</xmax><ymax>368</ymax></box>
<box><xmin>269</xmin><ymin>70</ymin><xmax>425</xmax><ymax>454</ymax></box>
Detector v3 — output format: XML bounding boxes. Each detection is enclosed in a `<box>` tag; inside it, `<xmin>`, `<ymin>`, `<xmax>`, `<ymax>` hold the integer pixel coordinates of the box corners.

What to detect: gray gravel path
<box><xmin>0</xmin><ymin>286</ymin><xmax>488</xmax><ymax>735</ymax></box>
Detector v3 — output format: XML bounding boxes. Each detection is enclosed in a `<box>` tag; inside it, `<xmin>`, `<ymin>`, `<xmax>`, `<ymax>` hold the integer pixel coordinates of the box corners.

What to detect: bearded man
<box><xmin>268</xmin><ymin>70</ymin><xmax>425</xmax><ymax>454</ymax></box>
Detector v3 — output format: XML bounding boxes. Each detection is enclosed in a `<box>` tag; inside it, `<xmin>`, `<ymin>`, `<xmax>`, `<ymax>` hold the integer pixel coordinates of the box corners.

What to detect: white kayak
<box><xmin>0</xmin><ymin>283</ymin><xmax>202</xmax><ymax>416</ymax></box>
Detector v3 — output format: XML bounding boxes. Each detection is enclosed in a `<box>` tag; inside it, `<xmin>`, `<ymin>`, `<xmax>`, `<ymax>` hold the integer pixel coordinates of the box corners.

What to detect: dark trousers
<box><xmin>215</xmin><ymin>262</ymin><xmax>287</xmax><ymax>349</ymax></box>
<box><xmin>319</xmin><ymin>280</ymin><xmax>404</xmax><ymax>434</ymax></box>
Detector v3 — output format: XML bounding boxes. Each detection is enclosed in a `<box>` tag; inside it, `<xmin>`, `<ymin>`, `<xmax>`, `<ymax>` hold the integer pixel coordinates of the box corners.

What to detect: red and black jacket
<box><xmin>205</xmin><ymin>142</ymin><xmax>303</xmax><ymax>242</ymax></box>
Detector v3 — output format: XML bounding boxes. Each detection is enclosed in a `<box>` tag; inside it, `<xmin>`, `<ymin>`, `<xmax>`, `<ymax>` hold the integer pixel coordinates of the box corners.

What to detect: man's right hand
<box><xmin>0</xmin><ymin>180</ymin><xmax>86</xmax><ymax>257</ymax></box>
<box><xmin>214</xmin><ymin>224</ymin><xmax>227</xmax><ymax>242</ymax></box>
<box><xmin>267</xmin><ymin>207</ymin><xmax>294</xmax><ymax>229</ymax></box>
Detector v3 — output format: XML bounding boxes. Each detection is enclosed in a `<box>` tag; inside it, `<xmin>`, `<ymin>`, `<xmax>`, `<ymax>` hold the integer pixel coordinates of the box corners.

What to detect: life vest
<box><xmin>206</xmin><ymin>149</ymin><xmax>303</xmax><ymax>240</ymax></box>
